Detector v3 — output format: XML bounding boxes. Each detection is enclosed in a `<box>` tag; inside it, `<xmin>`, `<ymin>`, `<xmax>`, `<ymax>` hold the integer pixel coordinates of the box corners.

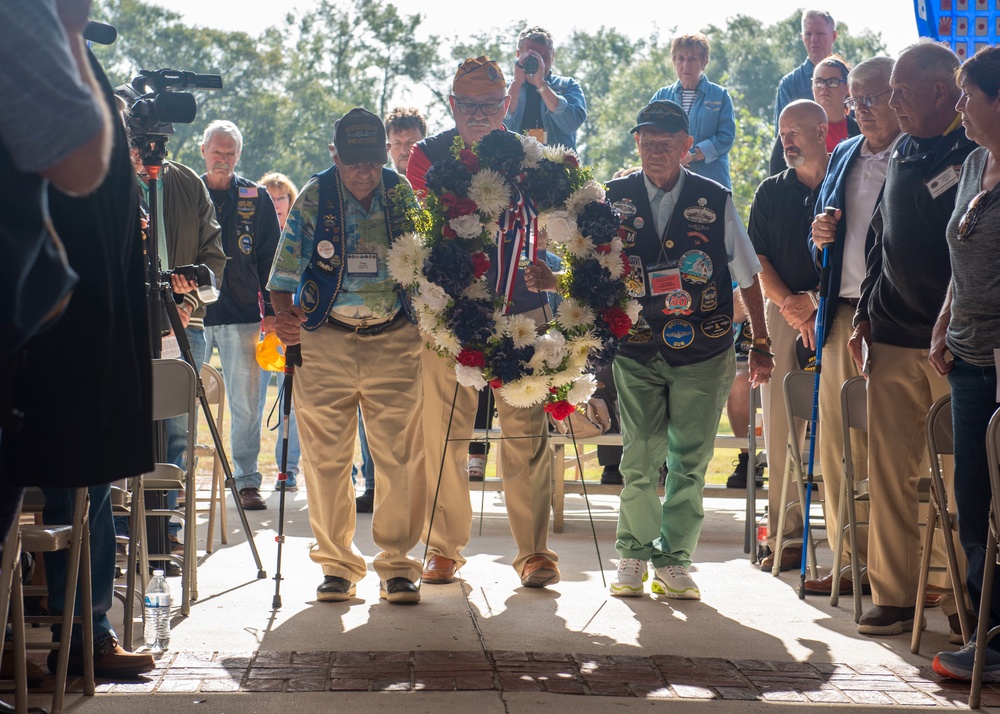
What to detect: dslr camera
<box><xmin>519</xmin><ymin>55</ymin><xmax>540</xmax><ymax>75</ymax></box>
<box><xmin>167</xmin><ymin>264</ymin><xmax>219</xmax><ymax>305</ymax></box>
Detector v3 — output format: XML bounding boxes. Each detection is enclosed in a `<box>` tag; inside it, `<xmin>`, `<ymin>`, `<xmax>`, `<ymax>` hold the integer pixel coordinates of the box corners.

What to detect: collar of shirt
<box><xmin>862</xmin><ymin>132</ymin><xmax>903</xmax><ymax>159</ymax></box>
<box><xmin>644</xmin><ymin>170</ymin><xmax>686</xmax><ymax>237</ymax></box>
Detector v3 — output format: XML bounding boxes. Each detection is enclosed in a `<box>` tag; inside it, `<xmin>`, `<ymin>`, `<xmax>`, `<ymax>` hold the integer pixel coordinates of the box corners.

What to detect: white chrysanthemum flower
<box><xmin>556</xmin><ymin>298</ymin><xmax>596</xmax><ymax>331</ymax></box>
<box><xmin>539</xmin><ymin>209</ymin><xmax>576</xmax><ymax>245</ymax></box>
<box><xmin>520</xmin><ymin>134</ymin><xmax>544</xmax><ymax>168</ymax></box>
<box><xmin>449</xmin><ymin>214</ymin><xmax>483</xmax><ymax>239</ymax></box>
<box><xmin>386</xmin><ymin>232</ymin><xmax>429</xmax><ymax>287</ymax></box>
<box><xmin>566</xmin><ymin>373</ymin><xmax>598</xmax><ymax>405</ymax></box>
<box><xmin>596</xmin><ymin>251</ymin><xmax>625</xmax><ymax>278</ymax></box>
<box><xmin>417</xmin><ymin>279</ymin><xmax>450</xmax><ymax>311</ymax></box>
<box><xmin>567</xmin><ymin>330</ymin><xmax>602</xmax><ymax>358</ymax></box>
<box><xmin>625</xmin><ymin>299</ymin><xmax>641</xmax><ymax>323</ymax></box>
<box><xmin>566</xmin><ymin>180</ymin><xmax>606</xmax><ymax>216</ymax></box>
<box><xmin>499</xmin><ymin>374</ymin><xmax>551</xmax><ymax>408</ymax></box>
<box><xmin>565</xmin><ymin>232</ymin><xmax>596</xmax><ymax>259</ymax></box>
<box><xmin>462</xmin><ymin>280</ymin><xmax>491</xmax><ymax>300</ymax></box>
<box><xmin>533</xmin><ymin>330</ymin><xmax>568</xmax><ymax>369</ymax></box>
<box><xmin>416</xmin><ymin>305</ymin><xmax>440</xmax><ymax>335</ymax></box>
<box><xmin>549</xmin><ymin>366</ymin><xmax>582</xmax><ymax>388</ymax></box>
<box><xmin>455</xmin><ymin>364</ymin><xmax>487</xmax><ymax>390</ymax></box>
<box><xmin>468</xmin><ymin>170</ymin><xmax>511</xmax><ymax>219</ymax></box>
<box><xmin>541</xmin><ymin>144</ymin><xmax>571</xmax><ymax>163</ymax></box>
<box><xmin>431</xmin><ymin>327</ymin><xmax>461</xmax><ymax>356</ymax></box>
<box><xmin>503</xmin><ymin>313</ymin><xmax>537</xmax><ymax>348</ymax></box>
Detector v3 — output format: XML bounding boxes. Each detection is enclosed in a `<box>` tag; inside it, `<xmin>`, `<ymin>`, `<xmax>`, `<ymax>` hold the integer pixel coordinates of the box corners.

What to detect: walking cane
<box><xmin>272</xmin><ymin>343</ymin><xmax>301</xmax><ymax>609</ymax></box>
<box><xmin>799</xmin><ymin>207</ymin><xmax>836</xmax><ymax>600</ymax></box>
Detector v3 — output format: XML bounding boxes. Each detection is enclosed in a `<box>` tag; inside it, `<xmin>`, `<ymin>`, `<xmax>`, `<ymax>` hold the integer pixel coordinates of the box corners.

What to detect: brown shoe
<box><xmin>803</xmin><ymin>572</ymin><xmax>871</xmax><ymax>596</ymax></box>
<box><xmin>422</xmin><ymin>555</ymin><xmax>458</xmax><ymax>584</ymax></box>
<box><xmin>519</xmin><ymin>555</ymin><xmax>560</xmax><ymax>588</ymax></box>
<box><xmin>760</xmin><ymin>548</ymin><xmax>800</xmax><ymax>572</ymax></box>
<box><xmin>924</xmin><ymin>592</ymin><xmax>943</xmax><ymax>608</ymax></box>
<box><xmin>47</xmin><ymin>637</ymin><xmax>154</xmax><ymax>680</ymax></box>
<box><xmin>1</xmin><ymin>652</ymin><xmax>45</xmax><ymax>687</ymax></box>
<box><xmin>239</xmin><ymin>487</ymin><xmax>267</xmax><ymax>511</ymax></box>
<box><xmin>168</xmin><ymin>533</ymin><xmax>185</xmax><ymax>555</ymax></box>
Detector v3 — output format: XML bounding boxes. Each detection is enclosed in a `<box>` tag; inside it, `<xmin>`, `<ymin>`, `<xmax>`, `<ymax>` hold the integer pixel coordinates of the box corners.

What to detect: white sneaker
<box><xmin>652</xmin><ymin>564</ymin><xmax>700</xmax><ymax>600</ymax></box>
<box><xmin>610</xmin><ymin>558</ymin><xmax>647</xmax><ymax>597</ymax></box>
<box><xmin>467</xmin><ymin>456</ymin><xmax>486</xmax><ymax>482</ymax></box>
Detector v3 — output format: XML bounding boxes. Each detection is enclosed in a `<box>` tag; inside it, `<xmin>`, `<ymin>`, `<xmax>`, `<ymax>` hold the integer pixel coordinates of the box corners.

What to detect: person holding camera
<box><xmin>504</xmin><ymin>26</ymin><xmax>587</xmax><ymax>151</ymax></box>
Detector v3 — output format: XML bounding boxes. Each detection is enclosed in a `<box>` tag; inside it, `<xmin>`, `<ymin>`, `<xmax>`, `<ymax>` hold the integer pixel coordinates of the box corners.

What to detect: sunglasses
<box><xmin>957</xmin><ymin>189</ymin><xmax>993</xmax><ymax>242</ymax></box>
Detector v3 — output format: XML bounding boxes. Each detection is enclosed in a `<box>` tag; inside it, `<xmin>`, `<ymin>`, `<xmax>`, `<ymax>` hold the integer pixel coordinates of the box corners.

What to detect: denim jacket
<box><xmin>650</xmin><ymin>74</ymin><xmax>735</xmax><ymax>189</ymax></box>
<box><xmin>505</xmin><ymin>72</ymin><xmax>587</xmax><ymax>151</ymax></box>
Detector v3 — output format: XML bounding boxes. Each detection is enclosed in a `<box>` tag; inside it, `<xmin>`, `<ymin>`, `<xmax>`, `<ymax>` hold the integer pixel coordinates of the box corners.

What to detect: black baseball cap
<box><xmin>334</xmin><ymin>108</ymin><xmax>387</xmax><ymax>165</ymax></box>
<box><xmin>630</xmin><ymin>100</ymin><xmax>690</xmax><ymax>135</ymax></box>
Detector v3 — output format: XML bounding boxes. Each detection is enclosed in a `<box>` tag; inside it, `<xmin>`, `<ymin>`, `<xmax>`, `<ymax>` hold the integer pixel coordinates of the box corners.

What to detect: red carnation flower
<box><xmin>447</xmin><ymin>198</ymin><xmax>478</xmax><ymax>218</ymax></box>
<box><xmin>489</xmin><ymin>378</ymin><xmax>503</xmax><ymax>389</ymax></box>
<box><xmin>564</xmin><ymin>154</ymin><xmax>580</xmax><ymax>168</ymax></box>
<box><xmin>544</xmin><ymin>400</ymin><xmax>576</xmax><ymax>421</ymax></box>
<box><xmin>459</xmin><ymin>149</ymin><xmax>481</xmax><ymax>173</ymax></box>
<box><xmin>471</xmin><ymin>251</ymin><xmax>491</xmax><ymax>278</ymax></box>
<box><xmin>442</xmin><ymin>224</ymin><xmax>457</xmax><ymax>239</ymax></box>
<box><xmin>601</xmin><ymin>306</ymin><xmax>632</xmax><ymax>338</ymax></box>
<box><xmin>456</xmin><ymin>347</ymin><xmax>486</xmax><ymax>368</ymax></box>
<box><xmin>595</xmin><ymin>243</ymin><xmax>612</xmax><ymax>254</ymax></box>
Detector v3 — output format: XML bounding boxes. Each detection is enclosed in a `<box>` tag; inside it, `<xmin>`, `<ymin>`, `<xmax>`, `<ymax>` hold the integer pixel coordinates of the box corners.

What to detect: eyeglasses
<box><xmin>813</xmin><ymin>77</ymin><xmax>846</xmax><ymax>89</ymax></box>
<box><xmin>957</xmin><ymin>189</ymin><xmax>993</xmax><ymax>242</ymax></box>
<box><xmin>845</xmin><ymin>90</ymin><xmax>892</xmax><ymax>111</ymax></box>
<box><xmin>341</xmin><ymin>161</ymin><xmax>382</xmax><ymax>173</ymax></box>
<box><xmin>454</xmin><ymin>101</ymin><xmax>504</xmax><ymax>116</ymax></box>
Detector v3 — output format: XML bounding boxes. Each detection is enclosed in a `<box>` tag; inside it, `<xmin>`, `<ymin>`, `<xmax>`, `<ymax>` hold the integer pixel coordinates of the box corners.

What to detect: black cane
<box><xmin>272</xmin><ymin>343</ymin><xmax>302</xmax><ymax>609</ymax></box>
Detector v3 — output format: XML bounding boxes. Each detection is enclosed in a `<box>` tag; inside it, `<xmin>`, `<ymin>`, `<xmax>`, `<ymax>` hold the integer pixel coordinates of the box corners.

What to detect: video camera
<box><xmin>120</xmin><ymin>69</ymin><xmax>222</xmax><ymax>142</ymax></box>
<box><xmin>166</xmin><ymin>264</ymin><xmax>219</xmax><ymax>305</ymax></box>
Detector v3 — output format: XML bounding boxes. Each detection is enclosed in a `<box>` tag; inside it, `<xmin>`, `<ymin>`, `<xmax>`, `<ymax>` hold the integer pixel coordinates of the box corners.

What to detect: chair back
<box><xmin>926</xmin><ymin>394</ymin><xmax>954</xmax><ymax>456</ymax></box>
<box><xmin>841</xmin><ymin>376</ymin><xmax>868</xmax><ymax>434</ymax></box>
<box><xmin>200</xmin><ymin>363</ymin><xmax>224</xmax><ymax>410</ymax></box>
<box><xmin>783</xmin><ymin>370</ymin><xmax>817</xmax><ymax>425</ymax></box>
<box><xmin>986</xmin><ymin>407</ymin><xmax>1000</xmax><ymax>540</ymax></box>
<box><xmin>152</xmin><ymin>358</ymin><xmax>198</xmax><ymax>422</ymax></box>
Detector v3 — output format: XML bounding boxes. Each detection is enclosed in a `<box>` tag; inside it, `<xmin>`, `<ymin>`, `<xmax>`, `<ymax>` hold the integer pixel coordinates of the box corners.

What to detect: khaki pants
<box><xmin>293</xmin><ymin>322</ymin><xmax>426</xmax><ymax>584</ymax></box>
<box><xmin>867</xmin><ymin>341</ymin><xmax>960</xmax><ymax>611</ymax></box>
<box><xmin>421</xmin><ymin>339</ymin><xmax>556</xmax><ymax>573</ymax></box>
<box><xmin>818</xmin><ymin>303</ymin><xmax>869</xmax><ymax>568</ymax></box>
<box><xmin>760</xmin><ymin>300</ymin><xmax>805</xmax><ymax>549</ymax></box>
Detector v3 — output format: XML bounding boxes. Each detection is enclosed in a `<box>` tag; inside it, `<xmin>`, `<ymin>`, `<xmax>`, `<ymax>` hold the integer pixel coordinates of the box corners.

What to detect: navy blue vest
<box><xmin>608</xmin><ymin>170</ymin><xmax>733</xmax><ymax>367</ymax></box>
<box><xmin>297</xmin><ymin>166</ymin><xmax>413</xmax><ymax>330</ymax></box>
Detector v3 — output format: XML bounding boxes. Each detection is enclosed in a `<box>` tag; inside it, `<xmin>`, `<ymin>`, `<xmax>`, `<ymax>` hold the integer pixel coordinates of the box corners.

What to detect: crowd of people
<box><xmin>3</xmin><ymin>0</ymin><xmax>1000</xmax><ymax>699</ymax></box>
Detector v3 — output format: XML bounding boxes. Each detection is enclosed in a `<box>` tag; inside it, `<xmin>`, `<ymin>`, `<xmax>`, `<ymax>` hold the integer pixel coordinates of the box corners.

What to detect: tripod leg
<box><xmin>273</xmin><ymin>369</ymin><xmax>295</xmax><ymax>609</ymax></box>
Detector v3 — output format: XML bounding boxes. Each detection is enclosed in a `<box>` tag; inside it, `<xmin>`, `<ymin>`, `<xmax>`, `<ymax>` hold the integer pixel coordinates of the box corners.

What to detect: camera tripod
<box><xmin>143</xmin><ymin>152</ymin><xmax>266</xmax><ymax>582</ymax></box>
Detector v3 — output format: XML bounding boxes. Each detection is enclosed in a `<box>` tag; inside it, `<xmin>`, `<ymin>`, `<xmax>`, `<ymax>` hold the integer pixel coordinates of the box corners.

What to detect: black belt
<box><xmin>838</xmin><ymin>297</ymin><xmax>860</xmax><ymax>309</ymax></box>
<box><xmin>326</xmin><ymin>311</ymin><xmax>405</xmax><ymax>336</ymax></box>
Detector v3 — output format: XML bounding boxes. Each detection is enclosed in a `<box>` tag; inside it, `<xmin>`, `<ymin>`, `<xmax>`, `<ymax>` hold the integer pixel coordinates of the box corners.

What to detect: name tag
<box><xmin>926</xmin><ymin>166</ymin><xmax>959</xmax><ymax>199</ymax></box>
<box><xmin>648</xmin><ymin>265</ymin><xmax>681</xmax><ymax>296</ymax></box>
<box><xmin>526</xmin><ymin>128</ymin><xmax>547</xmax><ymax>144</ymax></box>
<box><xmin>347</xmin><ymin>253</ymin><xmax>378</xmax><ymax>277</ymax></box>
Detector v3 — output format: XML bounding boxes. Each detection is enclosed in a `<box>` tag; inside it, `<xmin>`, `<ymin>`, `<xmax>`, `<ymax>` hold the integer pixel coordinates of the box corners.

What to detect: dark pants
<box><xmin>468</xmin><ymin>388</ymin><xmax>496</xmax><ymax>457</ymax></box>
<box><xmin>949</xmin><ymin>357</ymin><xmax>1000</xmax><ymax>651</ymax></box>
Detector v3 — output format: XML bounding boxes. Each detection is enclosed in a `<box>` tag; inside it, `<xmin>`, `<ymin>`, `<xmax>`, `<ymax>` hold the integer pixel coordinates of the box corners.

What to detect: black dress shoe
<box><xmin>355</xmin><ymin>489</ymin><xmax>374</xmax><ymax>513</ymax></box>
<box><xmin>380</xmin><ymin>577</ymin><xmax>420</xmax><ymax>604</ymax></box>
<box><xmin>600</xmin><ymin>466</ymin><xmax>623</xmax><ymax>485</ymax></box>
<box><xmin>317</xmin><ymin>575</ymin><xmax>356</xmax><ymax>602</ymax></box>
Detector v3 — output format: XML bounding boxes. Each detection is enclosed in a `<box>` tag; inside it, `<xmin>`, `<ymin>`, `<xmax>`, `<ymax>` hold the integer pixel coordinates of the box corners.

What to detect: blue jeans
<box><xmin>43</xmin><ymin>485</ymin><xmax>115</xmax><ymax>646</ymax></box>
<box><xmin>259</xmin><ymin>369</ymin><xmax>300</xmax><ymax>476</ymax></box>
<box><xmin>204</xmin><ymin>322</ymin><xmax>263</xmax><ymax>491</ymax></box>
<box><xmin>949</xmin><ymin>357</ymin><xmax>1000</xmax><ymax>652</ymax></box>
<box><xmin>351</xmin><ymin>409</ymin><xmax>374</xmax><ymax>492</ymax></box>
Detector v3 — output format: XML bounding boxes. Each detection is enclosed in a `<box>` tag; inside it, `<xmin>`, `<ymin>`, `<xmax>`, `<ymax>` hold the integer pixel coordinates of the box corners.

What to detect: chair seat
<box><xmin>20</xmin><ymin>524</ymin><xmax>73</xmax><ymax>552</ymax></box>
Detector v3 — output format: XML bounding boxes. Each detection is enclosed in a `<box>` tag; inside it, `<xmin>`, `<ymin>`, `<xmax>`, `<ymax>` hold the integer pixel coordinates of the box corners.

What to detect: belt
<box><xmin>326</xmin><ymin>311</ymin><xmax>405</xmax><ymax>336</ymax></box>
<box><xmin>838</xmin><ymin>297</ymin><xmax>860</xmax><ymax>309</ymax></box>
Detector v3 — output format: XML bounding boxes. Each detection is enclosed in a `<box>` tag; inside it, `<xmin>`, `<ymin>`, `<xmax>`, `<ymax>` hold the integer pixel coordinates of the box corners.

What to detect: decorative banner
<box><xmin>914</xmin><ymin>0</ymin><xmax>999</xmax><ymax>61</ymax></box>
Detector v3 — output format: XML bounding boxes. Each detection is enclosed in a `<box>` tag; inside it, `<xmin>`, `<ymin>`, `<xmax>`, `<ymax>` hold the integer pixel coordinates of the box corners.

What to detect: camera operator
<box><xmin>505</xmin><ymin>26</ymin><xmax>587</xmax><ymax>150</ymax></box>
<box><xmin>0</xmin><ymin>0</ymin><xmax>115</xmax><ymax>543</ymax></box>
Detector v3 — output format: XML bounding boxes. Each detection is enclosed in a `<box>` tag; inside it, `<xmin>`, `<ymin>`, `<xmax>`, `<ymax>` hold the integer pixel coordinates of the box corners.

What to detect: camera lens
<box><xmin>521</xmin><ymin>56</ymin><xmax>540</xmax><ymax>75</ymax></box>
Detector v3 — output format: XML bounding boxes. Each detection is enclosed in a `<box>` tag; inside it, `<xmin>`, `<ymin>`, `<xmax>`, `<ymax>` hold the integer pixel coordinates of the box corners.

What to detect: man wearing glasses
<box><xmin>269</xmin><ymin>108</ymin><xmax>427</xmax><ymax>605</ymax></box>
<box><xmin>836</xmin><ymin>42</ymin><xmax>975</xmax><ymax>638</ymax></box>
<box><xmin>805</xmin><ymin>56</ymin><xmax>901</xmax><ymax>596</ymax></box>
<box><xmin>407</xmin><ymin>57</ymin><xmax>560</xmax><ymax>591</ymax></box>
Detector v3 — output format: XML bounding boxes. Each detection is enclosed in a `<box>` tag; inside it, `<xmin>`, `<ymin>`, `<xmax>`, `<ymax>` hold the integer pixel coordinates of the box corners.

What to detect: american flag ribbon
<box><xmin>495</xmin><ymin>185</ymin><xmax>539</xmax><ymax>313</ymax></box>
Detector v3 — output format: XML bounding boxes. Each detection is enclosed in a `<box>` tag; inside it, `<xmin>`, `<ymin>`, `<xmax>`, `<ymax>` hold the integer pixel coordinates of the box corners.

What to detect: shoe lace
<box><xmin>617</xmin><ymin>558</ymin><xmax>644</xmax><ymax>577</ymax></box>
<box><xmin>662</xmin><ymin>565</ymin><xmax>689</xmax><ymax>579</ymax></box>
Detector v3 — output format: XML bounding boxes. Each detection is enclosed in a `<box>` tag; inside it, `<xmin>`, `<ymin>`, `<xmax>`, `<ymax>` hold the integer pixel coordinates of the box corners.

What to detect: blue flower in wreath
<box><xmin>588</xmin><ymin>327</ymin><xmax>619</xmax><ymax>371</ymax></box>
<box><xmin>523</xmin><ymin>161</ymin><xmax>572</xmax><ymax>212</ymax></box>
<box><xmin>577</xmin><ymin>201</ymin><xmax>620</xmax><ymax>244</ymax></box>
<box><xmin>489</xmin><ymin>336</ymin><xmax>535</xmax><ymax>383</ymax></box>
<box><xmin>477</xmin><ymin>130</ymin><xmax>526</xmax><ymax>179</ymax></box>
<box><xmin>425</xmin><ymin>240</ymin><xmax>475</xmax><ymax>298</ymax></box>
<box><xmin>425</xmin><ymin>156</ymin><xmax>473</xmax><ymax>197</ymax></box>
<box><xmin>446</xmin><ymin>297</ymin><xmax>495</xmax><ymax>345</ymax></box>
<box><xmin>571</xmin><ymin>257</ymin><xmax>621</xmax><ymax>310</ymax></box>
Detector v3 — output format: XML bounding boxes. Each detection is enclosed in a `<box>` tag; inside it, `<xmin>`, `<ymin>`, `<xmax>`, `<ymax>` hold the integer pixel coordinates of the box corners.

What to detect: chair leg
<box><xmin>11</xmin><ymin>556</ymin><xmax>28</xmax><ymax>714</ymax></box>
<box><xmin>217</xmin><ymin>462</ymin><xmax>228</xmax><ymax>546</ymax></box>
<box><xmin>969</xmin><ymin>525</ymin><xmax>997</xmax><ymax>709</ymax></box>
<box><xmin>771</xmin><ymin>449</ymin><xmax>793</xmax><ymax>576</ymax></box>
<box><xmin>79</xmin><ymin>521</ymin><xmax>95</xmax><ymax>697</ymax></box>
<box><xmin>911</xmin><ymin>504</ymin><xmax>937</xmax><ymax>654</ymax></box>
<box><xmin>831</xmin><ymin>477</ymin><xmax>848</xmax><ymax>608</ymax></box>
<box><xmin>848</xmin><ymin>492</ymin><xmax>864</xmax><ymax>623</ymax></box>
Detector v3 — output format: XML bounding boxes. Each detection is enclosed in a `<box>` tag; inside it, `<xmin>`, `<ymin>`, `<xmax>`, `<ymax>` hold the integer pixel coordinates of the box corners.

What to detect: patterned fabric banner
<box><xmin>914</xmin><ymin>0</ymin><xmax>999</xmax><ymax>60</ymax></box>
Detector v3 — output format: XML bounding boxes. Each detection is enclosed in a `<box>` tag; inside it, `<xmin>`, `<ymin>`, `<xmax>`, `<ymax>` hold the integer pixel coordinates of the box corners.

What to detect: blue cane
<box><xmin>799</xmin><ymin>207</ymin><xmax>835</xmax><ymax>599</ymax></box>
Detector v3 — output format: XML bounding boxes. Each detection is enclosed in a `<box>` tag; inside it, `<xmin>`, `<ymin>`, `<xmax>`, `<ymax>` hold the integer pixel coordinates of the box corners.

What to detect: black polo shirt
<box><xmin>748</xmin><ymin>168</ymin><xmax>820</xmax><ymax>293</ymax></box>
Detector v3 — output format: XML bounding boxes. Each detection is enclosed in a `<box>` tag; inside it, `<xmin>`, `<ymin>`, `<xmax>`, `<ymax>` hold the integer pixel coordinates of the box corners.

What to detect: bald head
<box><xmin>778</xmin><ymin>100</ymin><xmax>829</xmax><ymax>170</ymax></box>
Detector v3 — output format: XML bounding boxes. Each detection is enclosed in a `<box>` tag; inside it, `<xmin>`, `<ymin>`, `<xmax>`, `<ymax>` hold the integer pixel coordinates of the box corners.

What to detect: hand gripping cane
<box><xmin>272</xmin><ymin>343</ymin><xmax>302</xmax><ymax>609</ymax></box>
<box><xmin>799</xmin><ymin>207</ymin><xmax>836</xmax><ymax>599</ymax></box>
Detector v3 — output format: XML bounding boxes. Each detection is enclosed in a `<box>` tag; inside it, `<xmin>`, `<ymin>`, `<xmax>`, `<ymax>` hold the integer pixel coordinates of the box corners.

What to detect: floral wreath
<box><xmin>388</xmin><ymin>130</ymin><xmax>638</xmax><ymax>417</ymax></box>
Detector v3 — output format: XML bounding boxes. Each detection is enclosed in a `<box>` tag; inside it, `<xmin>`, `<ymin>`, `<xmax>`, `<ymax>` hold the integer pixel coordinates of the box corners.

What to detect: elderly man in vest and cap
<box><xmin>606</xmin><ymin>100</ymin><xmax>772</xmax><ymax>600</ymax></box>
<box><xmin>408</xmin><ymin>56</ymin><xmax>560</xmax><ymax>590</ymax></box>
<box><xmin>268</xmin><ymin>108</ymin><xmax>427</xmax><ymax>605</ymax></box>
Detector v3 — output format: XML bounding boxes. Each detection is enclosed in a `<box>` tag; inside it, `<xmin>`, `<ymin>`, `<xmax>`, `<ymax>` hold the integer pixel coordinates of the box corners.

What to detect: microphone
<box><xmin>84</xmin><ymin>21</ymin><xmax>118</xmax><ymax>46</ymax></box>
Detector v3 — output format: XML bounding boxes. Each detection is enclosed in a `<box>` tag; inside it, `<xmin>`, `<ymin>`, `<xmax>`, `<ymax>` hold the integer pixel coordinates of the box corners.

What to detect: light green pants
<box><xmin>613</xmin><ymin>349</ymin><xmax>735</xmax><ymax>568</ymax></box>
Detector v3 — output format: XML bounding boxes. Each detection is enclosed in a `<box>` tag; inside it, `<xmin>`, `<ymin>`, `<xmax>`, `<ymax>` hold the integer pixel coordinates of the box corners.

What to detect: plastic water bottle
<box><xmin>144</xmin><ymin>570</ymin><xmax>171</xmax><ymax>653</ymax></box>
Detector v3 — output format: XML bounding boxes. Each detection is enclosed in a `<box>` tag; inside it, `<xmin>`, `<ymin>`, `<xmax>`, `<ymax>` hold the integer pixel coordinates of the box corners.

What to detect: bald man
<box><xmin>749</xmin><ymin>100</ymin><xmax>829</xmax><ymax>574</ymax></box>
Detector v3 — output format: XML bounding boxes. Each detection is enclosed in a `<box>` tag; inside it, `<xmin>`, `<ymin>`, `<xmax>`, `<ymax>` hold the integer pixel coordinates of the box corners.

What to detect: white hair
<box><xmin>848</xmin><ymin>56</ymin><xmax>894</xmax><ymax>86</ymax></box>
<box><xmin>202</xmin><ymin>120</ymin><xmax>243</xmax><ymax>153</ymax></box>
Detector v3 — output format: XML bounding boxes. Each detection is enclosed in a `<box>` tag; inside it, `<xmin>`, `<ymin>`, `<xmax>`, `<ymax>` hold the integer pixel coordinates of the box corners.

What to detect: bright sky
<box><xmin>156</xmin><ymin>0</ymin><xmax>919</xmax><ymax>56</ymax></box>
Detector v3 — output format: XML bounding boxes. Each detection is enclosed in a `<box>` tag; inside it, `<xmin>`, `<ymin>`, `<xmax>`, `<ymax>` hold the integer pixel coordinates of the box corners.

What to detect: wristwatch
<box><xmin>752</xmin><ymin>337</ymin><xmax>771</xmax><ymax>348</ymax></box>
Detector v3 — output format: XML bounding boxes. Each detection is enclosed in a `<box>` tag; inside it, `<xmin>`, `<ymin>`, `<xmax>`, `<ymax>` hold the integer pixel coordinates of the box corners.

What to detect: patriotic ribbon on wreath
<box><xmin>495</xmin><ymin>183</ymin><xmax>539</xmax><ymax>313</ymax></box>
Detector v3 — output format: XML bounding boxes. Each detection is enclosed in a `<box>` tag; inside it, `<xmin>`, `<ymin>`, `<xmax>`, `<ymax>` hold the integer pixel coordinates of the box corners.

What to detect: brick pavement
<box><xmin>26</xmin><ymin>650</ymin><xmax>1000</xmax><ymax>707</ymax></box>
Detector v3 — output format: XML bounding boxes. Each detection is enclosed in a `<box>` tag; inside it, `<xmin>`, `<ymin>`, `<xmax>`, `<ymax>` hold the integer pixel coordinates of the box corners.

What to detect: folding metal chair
<box><xmin>772</xmin><ymin>370</ymin><xmax>822</xmax><ymax>578</ymax></box>
<box><xmin>194</xmin><ymin>363</ymin><xmax>227</xmax><ymax>552</ymax></box>
<box><xmin>970</xmin><ymin>405</ymin><xmax>1000</xmax><ymax>708</ymax></box>
<box><xmin>911</xmin><ymin>395</ymin><xmax>970</xmax><ymax>654</ymax></box>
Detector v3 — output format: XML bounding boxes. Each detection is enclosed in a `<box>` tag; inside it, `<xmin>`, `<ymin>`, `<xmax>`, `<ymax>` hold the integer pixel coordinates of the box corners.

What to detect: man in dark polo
<box><xmin>606</xmin><ymin>100</ymin><xmax>772</xmax><ymax>599</ymax></box>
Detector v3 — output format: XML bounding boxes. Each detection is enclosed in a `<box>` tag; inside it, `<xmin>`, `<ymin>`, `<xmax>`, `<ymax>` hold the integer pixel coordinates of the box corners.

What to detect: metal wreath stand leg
<box><xmin>271</xmin><ymin>344</ymin><xmax>301</xmax><ymax>609</ymax></box>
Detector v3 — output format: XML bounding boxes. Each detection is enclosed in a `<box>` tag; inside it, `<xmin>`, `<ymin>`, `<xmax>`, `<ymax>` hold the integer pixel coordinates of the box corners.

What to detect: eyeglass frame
<box><xmin>812</xmin><ymin>77</ymin><xmax>847</xmax><ymax>89</ymax></box>
<box><xmin>957</xmin><ymin>189</ymin><xmax>993</xmax><ymax>242</ymax></box>
<box><xmin>452</xmin><ymin>99</ymin><xmax>505</xmax><ymax>116</ymax></box>
<box><xmin>845</xmin><ymin>89</ymin><xmax>892</xmax><ymax>111</ymax></box>
<box><xmin>340</xmin><ymin>161</ymin><xmax>383</xmax><ymax>173</ymax></box>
